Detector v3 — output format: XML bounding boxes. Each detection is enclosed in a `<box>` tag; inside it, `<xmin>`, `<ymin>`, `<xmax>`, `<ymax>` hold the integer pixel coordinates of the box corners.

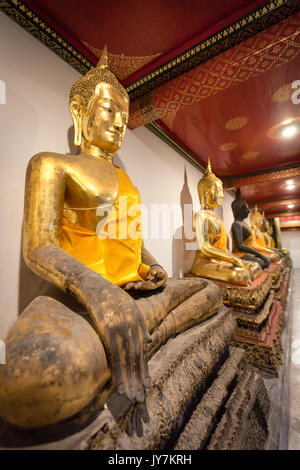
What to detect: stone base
<box><xmin>231</xmin><ymin>300</ymin><xmax>282</xmax><ymax>376</ymax></box>
<box><xmin>0</xmin><ymin>306</ymin><xmax>270</xmax><ymax>450</ymax></box>
<box><xmin>174</xmin><ymin>347</ymin><xmax>270</xmax><ymax>450</ymax></box>
<box><xmin>212</xmin><ymin>266</ymin><xmax>289</xmax><ymax>376</ymax></box>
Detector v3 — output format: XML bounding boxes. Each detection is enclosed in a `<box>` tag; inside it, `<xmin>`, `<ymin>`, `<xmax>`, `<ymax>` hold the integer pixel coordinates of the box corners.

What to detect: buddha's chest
<box><xmin>66</xmin><ymin>159</ymin><xmax>119</xmax><ymax>208</ymax></box>
<box><xmin>206</xmin><ymin>213</ymin><xmax>223</xmax><ymax>244</ymax></box>
<box><xmin>242</xmin><ymin>222</ymin><xmax>252</xmax><ymax>240</ymax></box>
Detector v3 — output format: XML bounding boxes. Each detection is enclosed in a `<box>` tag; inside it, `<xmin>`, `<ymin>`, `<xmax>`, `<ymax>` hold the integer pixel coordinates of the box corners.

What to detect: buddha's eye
<box><xmin>102</xmin><ymin>105</ymin><xmax>113</xmax><ymax>113</ymax></box>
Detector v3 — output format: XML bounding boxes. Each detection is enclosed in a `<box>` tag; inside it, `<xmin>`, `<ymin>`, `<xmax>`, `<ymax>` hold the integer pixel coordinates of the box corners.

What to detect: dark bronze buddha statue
<box><xmin>231</xmin><ymin>189</ymin><xmax>270</xmax><ymax>270</ymax></box>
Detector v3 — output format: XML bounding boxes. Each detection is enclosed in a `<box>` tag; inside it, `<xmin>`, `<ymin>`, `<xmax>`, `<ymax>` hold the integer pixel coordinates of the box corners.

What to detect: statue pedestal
<box><xmin>213</xmin><ymin>264</ymin><xmax>290</xmax><ymax>376</ymax></box>
<box><xmin>0</xmin><ymin>306</ymin><xmax>270</xmax><ymax>450</ymax></box>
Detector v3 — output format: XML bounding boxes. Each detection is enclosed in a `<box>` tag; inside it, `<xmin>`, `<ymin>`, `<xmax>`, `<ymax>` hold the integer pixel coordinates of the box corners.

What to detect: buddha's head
<box><xmin>69</xmin><ymin>46</ymin><xmax>129</xmax><ymax>155</ymax></box>
<box><xmin>250</xmin><ymin>205</ymin><xmax>263</xmax><ymax>231</ymax></box>
<box><xmin>198</xmin><ymin>159</ymin><xmax>223</xmax><ymax>209</ymax></box>
<box><xmin>231</xmin><ymin>188</ymin><xmax>249</xmax><ymax>221</ymax></box>
<box><xmin>262</xmin><ymin>213</ymin><xmax>273</xmax><ymax>235</ymax></box>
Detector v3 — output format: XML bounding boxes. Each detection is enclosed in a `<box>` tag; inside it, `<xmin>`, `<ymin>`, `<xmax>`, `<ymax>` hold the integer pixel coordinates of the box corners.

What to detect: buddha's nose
<box><xmin>114</xmin><ymin>112</ymin><xmax>124</xmax><ymax>132</ymax></box>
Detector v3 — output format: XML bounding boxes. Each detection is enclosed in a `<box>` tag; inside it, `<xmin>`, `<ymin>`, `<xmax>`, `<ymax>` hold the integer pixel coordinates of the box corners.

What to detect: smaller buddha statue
<box><xmin>191</xmin><ymin>161</ymin><xmax>262</xmax><ymax>286</ymax></box>
<box><xmin>231</xmin><ymin>190</ymin><xmax>271</xmax><ymax>269</ymax></box>
<box><xmin>262</xmin><ymin>213</ymin><xmax>275</xmax><ymax>248</ymax></box>
<box><xmin>250</xmin><ymin>206</ymin><xmax>280</xmax><ymax>262</ymax></box>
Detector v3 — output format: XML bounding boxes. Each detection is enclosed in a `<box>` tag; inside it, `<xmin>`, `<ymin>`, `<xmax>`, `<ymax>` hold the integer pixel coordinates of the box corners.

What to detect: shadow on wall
<box><xmin>172</xmin><ymin>166</ymin><xmax>196</xmax><ymax>277</ymax></box>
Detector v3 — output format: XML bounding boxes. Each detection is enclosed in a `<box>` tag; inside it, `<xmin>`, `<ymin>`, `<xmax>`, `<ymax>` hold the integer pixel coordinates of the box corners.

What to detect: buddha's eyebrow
<box><xmin>101</xmin><ymin>98</ymin><xmax>128</xmax><ymax>113</ymax></box>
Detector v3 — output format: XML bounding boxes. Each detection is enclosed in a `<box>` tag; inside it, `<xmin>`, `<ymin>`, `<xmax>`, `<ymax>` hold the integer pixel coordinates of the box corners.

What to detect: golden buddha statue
<box><xmin>262</xmin><ymin>213</ymin><xmax>276</xmax><ymax>248</ymax></box>
<box><xmin>231</xmin><ymin>190</ymin><xmax>273</xmax><ymax>268</ymax></box>
<box><xmin>250</xmin><ymin>206</ymin><xmax>280</xmax><ymax>262</ymax></box>
<box><xmin>191</xmin><ymin>161</ymin><xmax>262</xmax><ymax>286</ymax></box>
<box><xmin>0</xmin><ymin>47</ymin><xmax>222</xmax><ymax>435</ymax></box>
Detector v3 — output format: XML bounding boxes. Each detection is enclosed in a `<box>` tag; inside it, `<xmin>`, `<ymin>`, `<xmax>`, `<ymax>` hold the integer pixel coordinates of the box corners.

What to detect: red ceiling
<box><xmin>2</xmin><ymin>0</ymin><xmax>300</xmax><ymax>220</ymax></box>
<box><xmin>26</xmin><ymin>0</ymin><xmax>265</xmax><ymax>59</ymax></box>
<box><xmin>170</xmin><ymin>54</ymin><xmax>300</xmax><ymax>178</ymax></box>
<box><xmin>242</xmin><ymin>176</ymin><xmax>300</xmax><ymax>202</ymax></box>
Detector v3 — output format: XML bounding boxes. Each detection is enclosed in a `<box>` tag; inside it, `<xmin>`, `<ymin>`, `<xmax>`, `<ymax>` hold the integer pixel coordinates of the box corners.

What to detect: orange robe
<box><xmin>60</xmin><ymin>167</ymin><xmax>150</xmax><ymax>286</ymax></box>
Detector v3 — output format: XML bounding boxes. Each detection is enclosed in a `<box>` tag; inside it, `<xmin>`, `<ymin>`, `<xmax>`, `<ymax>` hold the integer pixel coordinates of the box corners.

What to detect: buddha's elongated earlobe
<box><xmin>69</xmin><ymin>96</ymin><xmax>84</xmax><ymax>147</ymax></box>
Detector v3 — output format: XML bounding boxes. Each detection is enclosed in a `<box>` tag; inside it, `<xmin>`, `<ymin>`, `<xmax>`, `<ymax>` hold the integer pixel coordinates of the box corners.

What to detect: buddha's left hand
<box><xmin>124</xmin><ymin>265</ymin><xmax>168</xmax><ymax>291</ymax></box>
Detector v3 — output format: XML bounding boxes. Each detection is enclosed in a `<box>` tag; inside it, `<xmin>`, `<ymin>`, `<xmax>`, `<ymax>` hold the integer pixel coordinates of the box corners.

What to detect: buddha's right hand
<box><xmin>88</xmin><ymin>283</ymin><xmax>151</xmax><ymax>435</ymax></box>
<box><xmin>28</xmin><ymin>246</ymin><xmax>151</xmax><ymax>435</ymax></box>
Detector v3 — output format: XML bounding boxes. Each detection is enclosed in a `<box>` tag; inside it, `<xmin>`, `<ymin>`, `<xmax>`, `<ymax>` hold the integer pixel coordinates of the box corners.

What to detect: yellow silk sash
<box><xmin>210</xmin><ymin>220</ymin><xmax>228</xmax><ymax>262</ymax></box>
<box><xmin>60</xmin><ymin>167</ymin><xmax>150</xmax><ymax>286</ymax></box>
<box><xmin>256</xmin><ymin>232</ymin><xmax>267</xmax><ymax>248</ymax></box>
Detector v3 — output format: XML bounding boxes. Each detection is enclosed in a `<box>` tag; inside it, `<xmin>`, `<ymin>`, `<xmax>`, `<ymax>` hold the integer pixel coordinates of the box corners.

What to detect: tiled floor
<box><xmin>265</xmin><ymin>268</ymin><xmax>300</xmax><ymax>450</ymax></box>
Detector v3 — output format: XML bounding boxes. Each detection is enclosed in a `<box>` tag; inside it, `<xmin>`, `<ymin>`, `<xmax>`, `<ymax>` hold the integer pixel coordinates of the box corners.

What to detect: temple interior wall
<box><xmin>0</xmin><ymin>11</ymin><xmax>235</xmax><ymax>339</ymax></box>
<box><xmin>281</xmin><ymin>231</ymin><xmax>300</xmax><ymax>268</ymax></box>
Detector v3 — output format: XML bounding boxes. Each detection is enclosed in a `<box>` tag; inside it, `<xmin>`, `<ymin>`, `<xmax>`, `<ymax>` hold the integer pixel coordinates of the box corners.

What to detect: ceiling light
<box><xmin>288</xmin><ymin>204</ymin><xmax>295</xmax><ymax>209</ymax></box>
<box><xmin>286</xmin><ymin>180</ymin><xmax>294</xmax><ymax>185</ymax></box>
<box><xmin>281</xmin><ymin>125</ymin><xmax>297</xmax><ymax>138</ymax></box>
<box><xmin>267</xmin><ymin>117</ymin><xmax>300</xmax><ymax>140</ymax></box>
<box><xmin>286</xmin><ymin>184</ymin><xmax>295</xmax><ymax>190</ymax></box>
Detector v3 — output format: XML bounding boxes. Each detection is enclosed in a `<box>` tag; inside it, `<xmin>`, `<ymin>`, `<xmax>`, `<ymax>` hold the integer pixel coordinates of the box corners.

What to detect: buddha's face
<box><xmin>239</xmin><ymin>201</ymin><xmax>250</xmax><ymax>220</ymax></box>
<box><xmin>72</xmin><ymin>82</ymin><xmax>129</xmax><ymax>154</ymax></box>
<box><xmin>207</xmin><ymin>180</ymin><xmax>224</xmax><ymax>208</ymax></box>
<box><xmin>251</xmin><ymin>214</ymin><xmax>263</xmax><ymax>230</ymax></box>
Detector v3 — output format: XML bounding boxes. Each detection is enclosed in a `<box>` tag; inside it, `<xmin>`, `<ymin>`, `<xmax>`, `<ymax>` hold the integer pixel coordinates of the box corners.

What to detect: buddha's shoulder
<box><xmin>27</xmin><ymin>151</ymin><xmax>77</xmax><ymax>169</ymax></box>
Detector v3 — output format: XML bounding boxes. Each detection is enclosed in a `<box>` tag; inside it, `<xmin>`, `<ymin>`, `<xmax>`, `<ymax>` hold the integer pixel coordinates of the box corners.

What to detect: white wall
<box><xmin>0</xmin><ymin>11</ymin><xmax>81</xmax><ymax>338</ymax></box>
<box><xmin>0</xmin><ymin>11</ymin><xmax>235</xmax><ymax>339</ymax></box>
<box><xmin>281</xmin><ymin>231</ymin><xmax>300</xmax><ymax>268</ymax></box>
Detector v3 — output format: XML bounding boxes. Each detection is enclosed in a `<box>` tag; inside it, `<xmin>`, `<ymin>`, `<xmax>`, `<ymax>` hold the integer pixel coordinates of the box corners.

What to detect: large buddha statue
<box><xmin>0</xmin><ymin>48</ymin><xmax>221</xmax><ymax>436</ymax></box>
<box><xmin>250</xmin><ymin>206</ymin><xmax>280</xmax><ymax>262</ymax></box>
<box><xmin>231</xmin><ymin>189</ymin><xmax>271</xmax><ymax>268</ymax></box>
<box><xmin>191</xmin><ymin>161</ymin><xmax>262</xmax><ymax>286</ymax></box>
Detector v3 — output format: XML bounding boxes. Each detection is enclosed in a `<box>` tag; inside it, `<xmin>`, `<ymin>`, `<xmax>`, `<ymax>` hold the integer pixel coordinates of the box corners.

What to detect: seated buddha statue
<box><xmin>0</xmin><ymin>48</ymin><xmax>222</xmax><ymax>436</ymax></box>
<box><xmin>231</xmin><ymin>189</ymin><xmax>271</xmax><ymax>269</ymax></box>
<box><xmin>191</xmin><ymin>161</ymin><xmax>262</xmax><ymax>286</ymax></box>
<box><xmin>250</xmin><ymin>206</ymin><xmax>280</xmax><ymax>262</ymax></box>
<box><xmin>262</xmin><ymin>213</ymin><xmax>276</xmax><ymax>248</ymax></box>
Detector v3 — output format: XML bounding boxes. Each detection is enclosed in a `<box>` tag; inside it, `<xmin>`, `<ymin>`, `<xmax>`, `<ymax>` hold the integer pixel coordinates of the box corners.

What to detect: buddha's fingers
<box><xmin>107</xmin><ymin>325</ymin><xmax>135</xmax><ymax>402</ymax></box>
<box><xmin>137</xmin><ymin>322</ymin><xmax>151</xmax><ymax>391</ymax></box>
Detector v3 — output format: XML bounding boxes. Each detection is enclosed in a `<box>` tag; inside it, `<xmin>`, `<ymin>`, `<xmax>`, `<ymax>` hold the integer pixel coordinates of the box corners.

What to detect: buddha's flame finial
<box><xmin>254</xmin><ymin>204</ymin><xmax>258</xmax><ymax>212</ymax></box>
<box><xmin>97</xmin><ymin>44</ymin><xmax>108</xmax><ymax>69</ymax></box>
<box><xmin>206</xmin><ymin>158</ymin><xmax>212</xmax><ymax>174</ymax></box>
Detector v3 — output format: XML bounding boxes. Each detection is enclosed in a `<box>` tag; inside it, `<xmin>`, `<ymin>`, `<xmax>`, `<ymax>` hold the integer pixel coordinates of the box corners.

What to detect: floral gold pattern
<box><xmin>225</xmin><ymin>117</ymin><xmax>248</xmax><ymax>131</ymax></box>
<box><xmin>219</xmin><ymin>142</ymin><xmax>237</xmax><ymax>151</ymax></box>
<box><xmin>81</xmin><ymin>41</ymin><xmax>161</xmax><ymax>81</ymax></box>
<box><xmin>242</xmin><ymin>151</ymin><xmax>259</xmax><ymax>160</ymax></box>
<box><xmin>272</xmin><ymin>82</ymin><xmax>293</xmax><ymax>102</ymax></box>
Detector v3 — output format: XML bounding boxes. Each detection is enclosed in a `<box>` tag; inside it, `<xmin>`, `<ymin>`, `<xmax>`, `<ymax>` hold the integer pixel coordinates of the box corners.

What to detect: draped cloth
<box><xmin>60</xmin><ymin>167</ymin><xmax>150</xmax><ymax>286</ymax></box>
<box><xmin>211</xmin><ymin>219</ymin><xmax>228</xmax><ymax>253</ymax></box>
